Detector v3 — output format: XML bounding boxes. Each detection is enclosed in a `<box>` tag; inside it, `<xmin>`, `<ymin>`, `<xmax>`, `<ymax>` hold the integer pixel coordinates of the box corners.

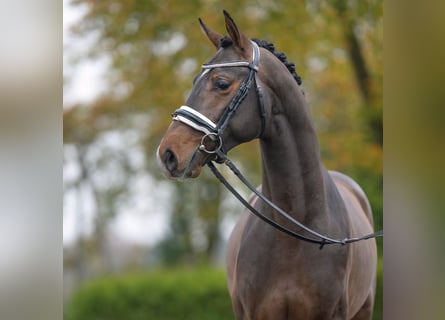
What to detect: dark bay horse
<box><xmin>157</xmin><ymin>11</ymin><xmax>377</xmax><ymax>320</ymax></box>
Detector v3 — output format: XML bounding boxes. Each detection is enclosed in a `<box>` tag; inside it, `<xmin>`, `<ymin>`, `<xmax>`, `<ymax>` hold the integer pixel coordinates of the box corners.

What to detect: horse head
<box><xmin>157</xmin><ymin>11</ymin><xmax>270</xmax><ymax>179</ymax></box>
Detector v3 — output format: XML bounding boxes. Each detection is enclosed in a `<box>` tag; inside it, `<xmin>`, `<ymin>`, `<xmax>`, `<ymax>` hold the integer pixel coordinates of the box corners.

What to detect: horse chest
<box><xmin>232</xmin><ymin>224</ymin><xmax>349</xmax><ymax>318</ymax></box>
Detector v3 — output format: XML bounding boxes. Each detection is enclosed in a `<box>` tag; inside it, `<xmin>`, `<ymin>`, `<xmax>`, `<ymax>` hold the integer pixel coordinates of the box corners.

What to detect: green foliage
<box><xmin>65</xmin><ymin>268</ymin><xmax>232</xmax><ymax>320</ymax></box>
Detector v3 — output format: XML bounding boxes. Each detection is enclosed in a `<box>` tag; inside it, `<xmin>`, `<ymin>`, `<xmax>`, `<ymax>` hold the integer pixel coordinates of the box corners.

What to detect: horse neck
<box><xmin>260</xmin><ymin>76</ymin><xmax>329</xmax><ymax>226</ymax></box>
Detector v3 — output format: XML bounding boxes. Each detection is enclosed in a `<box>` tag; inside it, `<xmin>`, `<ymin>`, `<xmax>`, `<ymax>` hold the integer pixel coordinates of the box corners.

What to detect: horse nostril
<box><xmin>163</xmin><ymin>149</ymin><xmax>178</xmax><ymax>173</ymax></box>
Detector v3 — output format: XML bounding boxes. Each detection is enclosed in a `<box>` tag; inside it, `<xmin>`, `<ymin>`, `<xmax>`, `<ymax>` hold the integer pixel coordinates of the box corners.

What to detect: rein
<box><xmin>171</xmin><ymin>40</ymin><xmax>383</xmax><ymax>249</ymax></box>
<box><xmin>208</xmin><ymin>151</ymin><xmax>383</xmax><ymax>249</ymax></box>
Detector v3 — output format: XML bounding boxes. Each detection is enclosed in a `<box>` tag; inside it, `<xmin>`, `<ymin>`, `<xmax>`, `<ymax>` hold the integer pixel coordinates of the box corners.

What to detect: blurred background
<box><xmin>63</xmin><ymin>0</ymin><xmax>382</xmax><ymax>318</ymax></box>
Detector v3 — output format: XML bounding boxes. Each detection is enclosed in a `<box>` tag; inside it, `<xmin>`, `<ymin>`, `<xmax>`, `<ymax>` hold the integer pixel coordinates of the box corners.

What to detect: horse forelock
<box><xmin>220</xmin><ymin>35</ymin><xmax>233</xmax><ymax>48</ymax></box>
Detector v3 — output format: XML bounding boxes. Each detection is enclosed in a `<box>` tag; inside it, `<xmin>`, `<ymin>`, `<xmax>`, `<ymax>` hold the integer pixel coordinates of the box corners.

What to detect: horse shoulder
<box><xmin>328</xmin><ymin>170</ymin><xmax>374</xmax><ymax>227</ymax></box>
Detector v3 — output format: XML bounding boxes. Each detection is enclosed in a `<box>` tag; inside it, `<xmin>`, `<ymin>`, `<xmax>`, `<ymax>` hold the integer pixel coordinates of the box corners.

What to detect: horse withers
<box><xmin>157</xmin><ymin>11</ymin><xmax>378</xmax><ymax>320</ymax></box>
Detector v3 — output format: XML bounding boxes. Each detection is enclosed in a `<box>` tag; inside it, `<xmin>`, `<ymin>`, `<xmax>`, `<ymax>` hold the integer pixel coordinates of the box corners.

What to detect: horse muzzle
<box><xmin>157</xmin><ymin>142</ymin><xmax>209</xmax><ymax>180</ymax></box>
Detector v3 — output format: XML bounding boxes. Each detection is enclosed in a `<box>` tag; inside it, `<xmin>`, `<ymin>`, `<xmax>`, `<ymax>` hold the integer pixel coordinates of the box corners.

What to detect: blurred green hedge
<box><xmin>66</xmin><ymin>266</ymin><xmax>383</xmax><ymax>320</ymax></box>
<box><xmin>65</xmin><ymin>268</ymin><xmax>232</xmax><ymax>320</ymax></box>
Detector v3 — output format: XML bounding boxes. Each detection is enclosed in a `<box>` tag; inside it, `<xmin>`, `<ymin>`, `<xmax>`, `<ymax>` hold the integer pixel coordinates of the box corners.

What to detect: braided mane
<box><xmin>220</xmin><ymin>36</ymin><xmax>302</xmax><ymax>86</ymax></box>
<box><xmin>252</xmin><ymin>39</ymin><xmax>302</xmax><ymax>86</ymax></box>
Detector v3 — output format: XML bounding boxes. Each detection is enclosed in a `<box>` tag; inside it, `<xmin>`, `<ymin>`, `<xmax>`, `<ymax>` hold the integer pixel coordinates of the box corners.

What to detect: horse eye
<box><xmin>214</xmin><ymin>79</ymin><xmax>231</xmax><ymax>90</ymax></box>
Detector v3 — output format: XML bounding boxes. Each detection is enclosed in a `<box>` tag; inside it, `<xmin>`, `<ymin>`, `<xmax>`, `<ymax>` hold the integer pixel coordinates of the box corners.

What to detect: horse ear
<box><xmin>223</xmin><ymin>10</ymin><xmax>251</xmax><ymax>52</ymax></box>
<box><xmin>199</xmin><ymin>18</ymin><xmax>222</xmax><ymax>49</ymax></box>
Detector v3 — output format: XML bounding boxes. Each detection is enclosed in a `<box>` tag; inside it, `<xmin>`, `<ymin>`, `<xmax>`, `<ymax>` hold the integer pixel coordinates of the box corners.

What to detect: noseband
<box><xmin>170</xmin><ymin>40</ymin><xmax>383</xmax><ymax>248</ymax></box>
<box><xmin>172</xmin><ymin>40</ymin><xmax>265</xmax><ymax>161</ymax></box>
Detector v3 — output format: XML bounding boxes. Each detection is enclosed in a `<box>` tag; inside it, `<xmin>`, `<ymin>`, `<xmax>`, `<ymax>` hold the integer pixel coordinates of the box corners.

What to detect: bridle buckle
<box><xmin>199</xmin><ymin>133</ymin><xmax>222</xmax><ymax>154</ymax></box>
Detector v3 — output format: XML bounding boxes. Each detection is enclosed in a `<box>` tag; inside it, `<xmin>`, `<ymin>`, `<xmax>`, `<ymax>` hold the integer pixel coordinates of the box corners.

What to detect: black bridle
<box><xmin>172</xmin><ymin>40</ymin><xmax>265</xmax><ymax>160</ymax></box>
<box><xmin>171</xmin><ymin>40</ymin><xmax>383</xmax><ymax>249</ymax></box>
